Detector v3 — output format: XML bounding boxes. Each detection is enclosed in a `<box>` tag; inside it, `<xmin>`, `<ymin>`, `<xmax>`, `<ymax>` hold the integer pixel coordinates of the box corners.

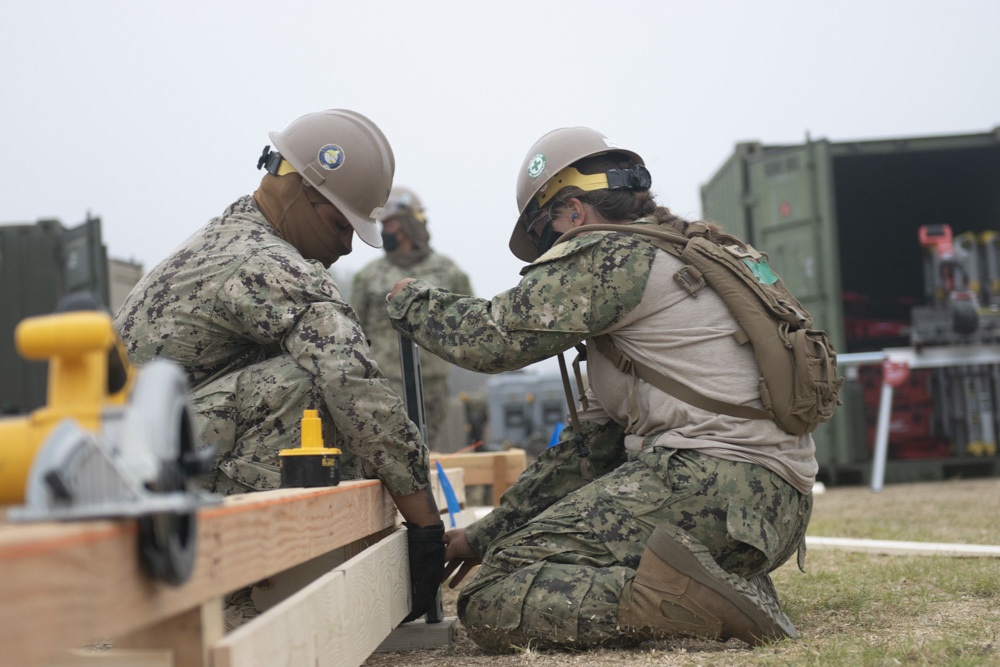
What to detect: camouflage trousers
<box><xmin>458</xmin><ymin>447</ymin><xmax>812</xmax><ymax>651</ymax></box>
<box><xmin>188</xmin><ymin>354</ymin><xmax>373</xmax><ymax>495</ymax></box>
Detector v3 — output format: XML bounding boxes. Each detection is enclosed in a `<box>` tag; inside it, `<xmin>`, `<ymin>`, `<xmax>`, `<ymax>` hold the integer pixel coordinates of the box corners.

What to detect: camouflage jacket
<box><xmin>351</xmin><ymin>252</ymin><xmax>473</xmax><ymax>382</ymax></box>
<box><xmin>386</xmin><ymin>229</ymin><xmax>656</xmax><ymax>372</ymax></box>
<box><xmin>115</xmin><ymin>196</ymin><xmax>429</xmax><ymax>496</ymax></box>
<box><xmin>387</xmin><ymin>229</ymin><xmax>656</xmax><ymax>551</ymax></box>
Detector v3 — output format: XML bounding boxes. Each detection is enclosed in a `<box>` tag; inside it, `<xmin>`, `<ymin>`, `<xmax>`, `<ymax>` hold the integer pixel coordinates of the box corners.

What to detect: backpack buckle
<box><xmin>674</xmin><ymin>265</ymin><xmax>705</xmax><ymax>296</ymax></box>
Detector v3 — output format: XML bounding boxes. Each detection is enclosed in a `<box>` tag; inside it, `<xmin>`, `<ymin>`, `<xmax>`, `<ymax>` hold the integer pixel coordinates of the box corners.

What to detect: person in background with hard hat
<box><xmin>385</xmin><ymin>127</ymin><xmax>817</xmax><ymax>651</ymax></box>
<box><xmin>114</xmin><ymin>109</ymin><xmax>444</xmax><ymax>629</ymax></box>
<box><xmin>351</xmin><ymin>187</ymin><xmax>473</xmax><ymax>451</ymax></box>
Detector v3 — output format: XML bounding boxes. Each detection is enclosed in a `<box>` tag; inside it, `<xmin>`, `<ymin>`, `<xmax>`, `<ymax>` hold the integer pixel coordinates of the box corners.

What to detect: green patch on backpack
<box><xmin>744</xmin><ymin>258</ymin><xmax>779</xmax><ymax>285</ymax></box>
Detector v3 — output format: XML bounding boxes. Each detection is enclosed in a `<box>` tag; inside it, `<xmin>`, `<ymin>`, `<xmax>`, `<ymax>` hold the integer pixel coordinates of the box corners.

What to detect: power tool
<box><xmin>912</xmin><ymin>224</ymin><xmax>981</xmax><ymax>343</ymax></box>
<box><xmin>0</xmin><ymin>298</ymin><xmax>220</xmax><ymax>585</ymax></box>
<box><xmin>278</xmin><ymin>409</ymin><xmax>342</xmax><ymax>487</ymax></box>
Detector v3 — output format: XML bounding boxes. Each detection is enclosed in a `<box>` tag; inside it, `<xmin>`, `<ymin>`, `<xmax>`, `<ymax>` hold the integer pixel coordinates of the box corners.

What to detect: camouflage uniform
<box><xmin>114</xmin><ymin>195</ymin><xmax>430</xmax><ymax>498</ymax></box>
<box><xmin>388</xmin><ymin>224</ymin><xmax>815</xmax><ymax>650</ymax></box>
<box><xmin>352</xmin><ymin>253</ymin><xmax>473</xmax><ymax>450</ymax></box>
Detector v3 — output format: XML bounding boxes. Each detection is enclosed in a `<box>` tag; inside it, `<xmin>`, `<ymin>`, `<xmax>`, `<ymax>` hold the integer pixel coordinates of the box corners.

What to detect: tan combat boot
<box><xmin>618</xmin><ymin>525</ymin><xmax>798</xmax><ymax>646</ymax></box>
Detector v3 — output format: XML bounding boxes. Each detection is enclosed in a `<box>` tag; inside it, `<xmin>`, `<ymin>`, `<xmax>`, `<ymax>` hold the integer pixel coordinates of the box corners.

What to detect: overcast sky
<box><xmin>3</xmin><ymin>1</ymin><xmax>999</xmax><ymax>375</ymax></box>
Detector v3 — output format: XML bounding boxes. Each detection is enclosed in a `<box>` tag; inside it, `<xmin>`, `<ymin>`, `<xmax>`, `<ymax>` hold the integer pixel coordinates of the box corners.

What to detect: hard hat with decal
<box><xmin>510</xmin><ymin>127</ymin><xmax>643</xmax><ymax>262</ymax></box>
<box><xmin>269</xmin><ymin>109</ymin><xmax>394</xmax><ymax>249</ymax></box>
<box><xmin>379</xmin><ymin>186</ymin><xmax>425</xmax><ymax>223</ymax></box>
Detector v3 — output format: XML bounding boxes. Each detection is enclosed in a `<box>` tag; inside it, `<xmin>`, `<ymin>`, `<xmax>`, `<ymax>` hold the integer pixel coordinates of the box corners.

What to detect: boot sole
<box><xmin>646</xmin><ymin>526</ymin><xmax>798</xmax><ymax>644</ymax></box>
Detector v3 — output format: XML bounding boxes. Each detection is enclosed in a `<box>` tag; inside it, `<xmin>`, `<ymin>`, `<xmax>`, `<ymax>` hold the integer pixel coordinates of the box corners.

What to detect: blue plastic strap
<box><xmin>548</xmin><ymin>421</ymin><xmax>565</xmax><ymax>448</ymax></box>
<box><xmin>435</xmin><ymin>460</ymin><xmax>461</xmax><ymax>528</ymax></box>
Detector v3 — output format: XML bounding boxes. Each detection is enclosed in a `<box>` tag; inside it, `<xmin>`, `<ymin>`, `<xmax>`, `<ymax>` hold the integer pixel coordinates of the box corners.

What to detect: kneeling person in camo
<box><xmin>385</xmin><ymin>127</ymin><xmax>821</xmax><ymax>650</ymax></box>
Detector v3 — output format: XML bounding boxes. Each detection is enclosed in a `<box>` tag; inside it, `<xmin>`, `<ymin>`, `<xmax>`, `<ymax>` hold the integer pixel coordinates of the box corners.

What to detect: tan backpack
<box><xmin>563</xmin><ymin>222</ymin><xmax>843</xmax><ymax>436</ymax></box>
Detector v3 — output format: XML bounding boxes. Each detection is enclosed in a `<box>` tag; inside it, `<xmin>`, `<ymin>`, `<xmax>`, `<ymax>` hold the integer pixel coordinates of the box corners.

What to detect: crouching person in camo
<box><xmin>385</xmin><ymin>127</ymin><xmax>840</xmax><ymax>651</ymax></box>
<box><xmin>115</xmin><ymin>109</ymin><xmax>444</xmax><ymax>629</ymax></box>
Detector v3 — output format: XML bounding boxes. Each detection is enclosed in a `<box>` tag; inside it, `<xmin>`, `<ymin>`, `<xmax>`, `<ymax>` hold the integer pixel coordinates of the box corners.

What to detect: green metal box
<box><xmin>701</xmin><ymin>129</ymin><xmax>1000</xmax><ymax>484</ymax></box>
<box><xmin>0</xmin><ymin>217</ymin><xmax>108</xmax><ymax>414</ymax></box>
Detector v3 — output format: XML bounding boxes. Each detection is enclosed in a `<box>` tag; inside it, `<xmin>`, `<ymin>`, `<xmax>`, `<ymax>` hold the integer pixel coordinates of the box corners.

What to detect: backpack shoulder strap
<box><xmin>591</xmin><ymin>335</ymin><xmax>771</xmax><ymax>421</ymax></box>
<box><xmin>558</xmin><ymin>223</ymin><xmax>774</xmax><ymax>422</ymax></box>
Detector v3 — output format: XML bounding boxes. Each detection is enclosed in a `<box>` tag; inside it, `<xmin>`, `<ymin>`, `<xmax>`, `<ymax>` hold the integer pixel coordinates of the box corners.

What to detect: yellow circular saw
<box><xmin>0</xmin><ymin>299</ymin><xmax>220</xmax><ymax>585</ymax></box>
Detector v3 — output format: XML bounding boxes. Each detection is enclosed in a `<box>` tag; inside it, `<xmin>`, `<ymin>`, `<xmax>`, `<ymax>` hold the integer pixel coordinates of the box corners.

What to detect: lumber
<box><xmin>429</xmin><ymin>449</ymin><xmax>527</xmax><ymax>503</ymax></box>
<box><xmin>251</xmin><ymin>526</ymin><xmax>396</xmax><ymax>612</ymax></box>
<box><xmin>430</xmin><ymin>466</ymin><xmax>466</xmax><ymax>510</ymax></box>
<box><xmin>247</xmin><ymin>466</ymin><xmax>466</xmax><ymax>613</ymax></box>
<box><xmin>0</xmin><ymin>480</ymin><xmax>397</xmax><ymax>667</ymax></box>
<box><xmin>806</xmin><ymin>536</ymin><xmax>1000</xmax><ymax>557</ymax></box>
<box><xmin>42</xmin><ymin>649</ymin><xmax>173</xmax><ymax>667</ymax></box>
<box><xmin>440</xmin><ymin>507</ymin><xmax>486</xmax><ymax>530</ymax></box>
<box><xmin>210</xmin><ymin>528</ymin><xmax>409</xmax><ymax>667</ymax></box>
<box><xmin>115</xmin><ymin>598</ymin><xmax>224</xmax><ymax>667</ymax></box>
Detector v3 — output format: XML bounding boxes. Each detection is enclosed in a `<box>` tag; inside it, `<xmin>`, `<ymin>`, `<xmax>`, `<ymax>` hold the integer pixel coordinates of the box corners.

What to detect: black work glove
<box><xmin>401</xmin><ymin>522</ymin><xmax>446</xmax><ymax>624</ymax></box>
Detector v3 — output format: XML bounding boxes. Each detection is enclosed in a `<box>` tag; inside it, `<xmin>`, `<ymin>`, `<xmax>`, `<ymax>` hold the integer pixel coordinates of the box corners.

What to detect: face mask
<box><xmin>382</xmin><ymin>232</ymin><xmax>400</xmax><ymax>252</ymax></box>
<box><xmin>253</xmin><ymin>173</ymin><xmax>343</xmax><ymax>267</ymax></box>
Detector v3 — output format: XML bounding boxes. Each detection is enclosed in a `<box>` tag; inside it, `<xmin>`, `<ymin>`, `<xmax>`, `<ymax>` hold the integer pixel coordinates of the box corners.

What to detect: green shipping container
<box><xmin>0</xmin><ymin>217</ymin><xmax>109</xmax><ymax>414</ymax></box>
<box><xmin>701</xmin><ymin>128</ymin><xmax>1000</xmax><ymax>485</ymax></box>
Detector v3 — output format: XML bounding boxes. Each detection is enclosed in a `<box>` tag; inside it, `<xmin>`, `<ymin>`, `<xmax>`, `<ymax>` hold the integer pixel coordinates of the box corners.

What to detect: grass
<box><xmin>762</xmin><ymin>478</ymin><xmax>1000</xmax><ymax>667</ymax></box>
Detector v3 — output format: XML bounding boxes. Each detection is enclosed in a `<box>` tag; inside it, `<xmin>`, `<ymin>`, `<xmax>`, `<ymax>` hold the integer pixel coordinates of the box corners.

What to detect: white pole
<box><xmin>871</xmin><ymin>380</ymin><xmax>895</xmax><ymax>492</ymax></box>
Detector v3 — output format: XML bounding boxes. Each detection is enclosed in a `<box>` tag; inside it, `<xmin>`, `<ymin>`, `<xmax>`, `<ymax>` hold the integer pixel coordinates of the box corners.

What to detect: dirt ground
<box><xmin>362</xmin><ymin>477</ymin><xmax>1000</xmax><ymax>667</ymax></box>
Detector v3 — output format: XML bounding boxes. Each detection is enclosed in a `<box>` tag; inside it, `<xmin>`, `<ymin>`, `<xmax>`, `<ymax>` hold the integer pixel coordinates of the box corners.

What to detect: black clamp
<box><xmin>257</xmin><ymin>145</ymin><xmax>283</xmax><ymax>174</ymax></box>
<box><xmin>605</xmin><ymin>164</ymin><xmax>652</xmax><ymax>191</ymax></box>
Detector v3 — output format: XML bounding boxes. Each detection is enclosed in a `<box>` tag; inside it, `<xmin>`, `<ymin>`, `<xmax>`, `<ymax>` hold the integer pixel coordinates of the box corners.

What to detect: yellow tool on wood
<box><xmin>0</xmin><ymin>295</ymin><xmax>219</xmax><ymax>585</ymax></box>
<box><xmin>278</xmin><ymin>409</ymin><xmax>342</xmax><ymax>487</ymax></box>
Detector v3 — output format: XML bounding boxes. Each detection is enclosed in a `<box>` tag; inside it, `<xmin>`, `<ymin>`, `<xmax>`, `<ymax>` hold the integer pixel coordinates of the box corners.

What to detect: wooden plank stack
<box><xmin>0</xmin><ymin>452</ymin><xmax>528</xmax><ymax>666</ymax></box>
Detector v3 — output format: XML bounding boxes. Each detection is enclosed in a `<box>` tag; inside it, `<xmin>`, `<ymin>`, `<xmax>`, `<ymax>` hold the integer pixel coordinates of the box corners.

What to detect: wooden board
<box><xmin>246</xmin><ymin>466</ymin><xmax>466</xmax><ymax>615</ymax></box>
<box><xmin>114</xmin><ymin>598</ymin><xmax>224</xmax><ymax>667</ymax></box>
<box><xmin>210</xmin><ymin>529</ymin><xmax>410</xmax><ymax>667</ymax></box>
<box><xmin>429</xmin><ymin>449</ymin><xmax>527</xmax><ymax>504</ymax></box>
<box><xmin>250</xmin><ymin>526</ymin><xmax>396</xmax><ymax>613</ymax></box>
<box><xmin>430</xmin><ymin>466</ymin><xmax>466</xmax><ymax>510</ymax></box>
<box><xmin>439</xmin><ymin>507</ymin><xmax>487</xmax><ymax>530</ymax></box>
<box><xmin>0</xmin><ymin>481</ymin><xmax>397</xmax><ymax>667</ymax></box>
<box><xmin>42</xmin><ymin>649</ymin><xmax>173</xmax><ymax>667</ymax></box>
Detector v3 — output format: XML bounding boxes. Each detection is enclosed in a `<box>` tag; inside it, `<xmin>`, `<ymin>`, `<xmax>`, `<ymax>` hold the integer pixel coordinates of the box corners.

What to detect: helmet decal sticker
<box><xmin>318</xmin><ymin>144</ymin><xmax>345</xmax><ymax>170</ymax></box>
<box><xmin>527</xmin><ymin>153</ymin><xmax>546</xmax><ymax>179</ymax></box>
